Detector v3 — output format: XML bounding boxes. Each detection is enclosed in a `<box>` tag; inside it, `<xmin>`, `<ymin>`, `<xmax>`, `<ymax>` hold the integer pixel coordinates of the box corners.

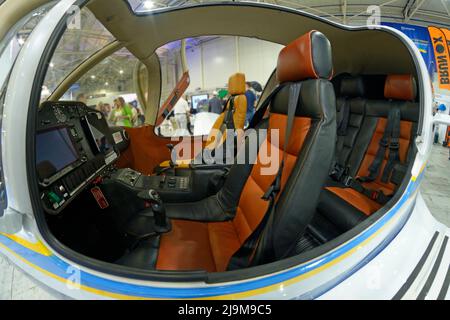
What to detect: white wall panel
<box><xmin>160</xmin><ymin>36</ymin><xmax>283</xmax><ymax>94</ymax></box>
<box><xmin>186</xmin><ymin>46</ymin><xmax>202</xmax><ymax>91</ymax></box>
<box><xmin>238</xmin><ymin>37</ymin><xmax>282</xmax><ymax>86</ymax></box>
<box><xmin>202</xmin><ymin>37</ymin><xmax>237</xmax><ymax>90</ymax></box>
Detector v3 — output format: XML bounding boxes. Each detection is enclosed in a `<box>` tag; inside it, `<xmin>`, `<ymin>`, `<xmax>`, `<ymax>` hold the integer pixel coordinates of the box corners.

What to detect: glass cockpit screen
<box><xmin>36</xmin><ymin>127</ymin><xmax>79</xmax><ymax>181</ymax></box>
<box><xmin>83</xmin><ymin>112</ymin><xmax>114</xmax><ymax>155</ymax></box>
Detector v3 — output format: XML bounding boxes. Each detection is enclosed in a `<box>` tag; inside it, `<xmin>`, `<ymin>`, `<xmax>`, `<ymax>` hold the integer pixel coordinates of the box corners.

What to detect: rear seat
<box><xmin>313</xmin><ymin>74</ymin><xmax>419</xmax><ymax>238</ymax></box>
<box><xmin>329</xmin><ymin>76</ymin><xmax>366</xmax><ymax>181</ymax></box>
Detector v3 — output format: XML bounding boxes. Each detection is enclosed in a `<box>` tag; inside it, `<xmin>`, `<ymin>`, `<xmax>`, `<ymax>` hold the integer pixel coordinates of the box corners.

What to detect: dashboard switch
<box><xmin>48</xmin><ymin>191</ymin><xmax>61</xmax><ymax>204</ymax></box>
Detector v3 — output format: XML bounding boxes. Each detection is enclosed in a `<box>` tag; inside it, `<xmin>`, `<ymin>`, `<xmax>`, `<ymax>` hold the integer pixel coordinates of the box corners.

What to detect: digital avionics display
<box><xmin>84</xmin><ymin>112</ymin><xmax>114</xmax><ymax>155</ymax></box>
<box><xmin>191</xmin><ymin>94</ymin><xmax>208</xmax><ymax>109</ymax></box>
<box><xmin>36</xmin><ymin>127</ymin><xmax>79</xmax><ymax>181</ymax></box>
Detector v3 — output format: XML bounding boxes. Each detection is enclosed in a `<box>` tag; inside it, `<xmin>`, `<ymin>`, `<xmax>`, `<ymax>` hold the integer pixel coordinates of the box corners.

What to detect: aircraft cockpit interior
<box><xmin>32</xmin><ymin>2</ymin><xmax>422</xmax><ymax>277</ymax></box>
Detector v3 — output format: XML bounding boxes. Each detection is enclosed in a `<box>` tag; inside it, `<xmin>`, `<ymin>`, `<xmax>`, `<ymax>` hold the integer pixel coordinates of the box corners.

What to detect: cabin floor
<box><xmin>1</xmin><ymin>144</ymin><xmax>450</xmax><ymax>300</ymax></box>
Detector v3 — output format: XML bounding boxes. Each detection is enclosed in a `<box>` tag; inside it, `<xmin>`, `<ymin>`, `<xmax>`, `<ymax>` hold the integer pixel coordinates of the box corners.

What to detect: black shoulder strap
<box><xmin>381</xmin><ymin>107</ymin><xmax>401</xmax><ymax>183</ymax></box>
<box><xmin>249</xmin><ymin>84</ymin><xmax>286</xmax><ymax>128</ymax></box>
<box><xmin>227</xmin><ymin>82</ymin><xmax>301</xmax><ymax>271</ymax></box>
<box><xmin>337</xmin><ymin>98</ymin><xmax>350</xmax><ymax>136</ymax></box>
<box><xmin>330</xmin><ymin>98</ymin><xmax>350</xmax><ymax>178</ymax></box>
<box><xmin>222</xmin><ymin>96</ymin><xmax>235</xmax><ymax>132</ymax></box>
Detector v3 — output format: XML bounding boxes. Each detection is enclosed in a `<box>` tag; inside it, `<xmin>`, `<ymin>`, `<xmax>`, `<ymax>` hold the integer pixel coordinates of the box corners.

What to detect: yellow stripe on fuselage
<box><xmin>0</xmin><ymin>233</ymin><xmax>52</xmax><ymax>256</ymax></box>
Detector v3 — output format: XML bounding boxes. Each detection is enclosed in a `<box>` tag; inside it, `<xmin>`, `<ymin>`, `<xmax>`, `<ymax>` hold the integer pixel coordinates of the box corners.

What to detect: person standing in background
<box><xmin>136</xmin><ymin>108</ymin><xmax>146</xmax><ymax>126</ymax></box>
<box><xmin>129</xmin><ymin>100</ymin><xmax>139</xmax><ymax>126</ymax></box>
<box><xmin>208</xmin><ymin>91</ymin><xmax>224</xmax><ymax>114</ymax></box>
<box><xmin>103</xmin><ymin>103</ymin><xmax>112</xmax><ymax>115</ymax></box>
<box><xmin>173</xmin><ymin>96</ymin><xmax>190</xmax><ymax>135</ymax></box>
<box><xmin>109</xmin><ymin>97</ymin><xmax>133</xmax><ymax>127</ymax></box>
<box><xmin>434</xmin><ymin>103</ymin><xmax>447</xmax><ymax>145</ymax></box>
<box><xmin>96</xmin><ymin>102</ymin><xmax>111</xmax><ymax>119</ymax></box>
<box><xmin>130</xmin><ymin>100</ymin><xmax>145</xmax><ymax>126</ymax></box>
<box><xmin>245</xmin><ymin>82</ymin><xmax>256</xmax><ymax>126</ymax></box>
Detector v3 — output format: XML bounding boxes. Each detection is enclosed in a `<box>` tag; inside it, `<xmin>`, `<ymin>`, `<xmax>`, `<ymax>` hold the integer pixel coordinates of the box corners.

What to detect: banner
<box><xmin>383</xmin><ymin>22</ymin><xmax>435</xmax><ymax>75</ymax></box>
<box><xmin>429</xmin><ymin>26</ymin><xmax>450</xmax><ymax>90</ymax></box>
<box><xmin>440</xmin><ymin>28</ymin><xmax>450</xmax><ymax>83</ymax></box>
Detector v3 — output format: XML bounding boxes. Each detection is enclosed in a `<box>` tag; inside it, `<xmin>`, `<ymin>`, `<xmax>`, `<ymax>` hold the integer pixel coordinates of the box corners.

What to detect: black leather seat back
<box><xmin>335</xmin><ymin>76</ymin><xmax>366</xmax><ymax>170</ymax></box>
<box><xmin>249</xmin><ymin>31</ymin><xmax>337</xmax><ymax>265</ymax></box>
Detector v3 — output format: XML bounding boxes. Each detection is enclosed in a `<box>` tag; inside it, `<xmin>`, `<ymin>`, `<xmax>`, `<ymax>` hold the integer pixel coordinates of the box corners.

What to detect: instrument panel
<box><xmin>37</xmin><ymin>101</ymin><xmax>122</xmax><ymax>214</ymax></box>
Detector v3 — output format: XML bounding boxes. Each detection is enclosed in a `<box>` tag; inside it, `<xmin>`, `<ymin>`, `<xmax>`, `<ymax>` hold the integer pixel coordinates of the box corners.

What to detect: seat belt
<box><xmin>337</xmin><ymin>98</ymin><xmax>350</xmax><ymax>136</ymax></box>
<box><xmin>342</xmin><ymin>107</ymin><xmax>401</xmax><ymax>205</ymax></box>
<box><xmin>381</xmin><ymin>107</ymin><xmax>400</xmax><ymax>183</ymax></box>
<box><xmin>389</xmin><ymin>122</ymin><xmax>416</xmax><ymax>187</ymax></box>
<box><xmin>344</xmin><ymin>177</ymin><xmax>392</xmax><ymax>204</ymax></box>
<box><xmin>221</xmin><ymin>96</ymin><xmax>236</xmax><ymax>132</ymax></box>
<box><xmin>249</xmin><ymin>84</ymin><xmax>287</xmax><ymax>128</ymax></box>
<box><xmin>329</xmin><ymin>98</ymin><xmax>350</xmax><ymax>181</ymax></box>
<box><xmin>227</xmin><ymin>82</ymin><xmax>301</xmax><ymax>271</ymax></box>
<box><xmin>360</xmin><ymin>107</ymin><xmax>397</xmax><ymax>182</ymax></box>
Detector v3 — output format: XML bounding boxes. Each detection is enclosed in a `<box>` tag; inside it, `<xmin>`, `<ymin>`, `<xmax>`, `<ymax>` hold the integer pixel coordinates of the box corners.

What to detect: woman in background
<box><xmin>96</xmin><ymin>102</ymin><xmax>110</xmax><ymax>119</ymax></box>
<box><xmin>109</xmin><ymin>97</ymin><xmax>133</xmax><ymax>127</ymax></box>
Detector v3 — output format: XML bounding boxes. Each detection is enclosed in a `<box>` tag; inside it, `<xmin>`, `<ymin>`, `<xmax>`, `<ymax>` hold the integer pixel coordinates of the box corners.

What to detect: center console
<box><xmin>109</xmin><ymin>165</ymin><xmax>230</xmax><ymax>204</ymax></box>
<box><xmin>113</xmin><ymin>168</ymin><xmax>191</xmax><ymax>192</ymax></box>
<box><xmin>110</xmin><ymin>168</ymin><xmax>192</xmax><ymax>203</ymax></box>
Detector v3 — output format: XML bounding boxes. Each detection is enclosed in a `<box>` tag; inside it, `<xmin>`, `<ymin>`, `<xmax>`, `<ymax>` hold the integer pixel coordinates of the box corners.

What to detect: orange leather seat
<box><xmin>158</xmin><ymin>73</ymin><xmax>247</xmax><ymax>169</ymax></box>
<box><xmin>205</xmin><ymin>72</ymin><xmax>247</xmax><ymax>150</ymax></box>
<box><xmin>156</xmin><ymin>30</ymin><xmax>336</xmax><ymax>272</ymax></box>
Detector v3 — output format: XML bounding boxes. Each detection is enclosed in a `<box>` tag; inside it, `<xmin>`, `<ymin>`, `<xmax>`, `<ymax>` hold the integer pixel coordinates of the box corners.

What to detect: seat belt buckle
<box><xmin>262</xmin><ymin>185</ymin><xmax>275</xmax><ymax>201</ymax></box>
<box><xmin>390</xmin><ymin>139</ymin><xmax>399</xmax><ymax>150</ymax></box>
<box><xmin>330</xmin><ymin>164</ymin><xmax>346</xmax><ymax>181</ymax></box>
<box><xmin>262</xmin><ymin>181</ymin><xmax>281</xmax><ymax>201</ymax></box>
<box><xmin>343</xmin><ymin>176</ymin><xmax>353</xmax><ymax>187</ymax></box>
<box><xmin>370</xmin><ymin>191</ymin><xmax>379</xmax><ymax>201</ymax></box>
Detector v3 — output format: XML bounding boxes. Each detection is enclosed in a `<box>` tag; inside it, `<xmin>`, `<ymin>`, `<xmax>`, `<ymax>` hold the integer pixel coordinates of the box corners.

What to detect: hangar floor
<box><xmin>1</xmin><ymin>145</ymin><xmax>449</xmax><ymax>300</ymax></box>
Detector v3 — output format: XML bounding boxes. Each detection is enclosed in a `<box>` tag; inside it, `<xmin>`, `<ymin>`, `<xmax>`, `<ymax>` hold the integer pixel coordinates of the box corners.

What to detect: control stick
<box><xmin>138</xmin><ymin>189</ymin><xmax>171</xmax><ymax>233</ymax></box>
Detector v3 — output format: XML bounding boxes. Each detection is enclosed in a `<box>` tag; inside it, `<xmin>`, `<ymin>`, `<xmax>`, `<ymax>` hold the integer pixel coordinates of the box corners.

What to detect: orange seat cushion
<box><xmin>156</xmin><ymin>219</ymin><xmax>242</xmax><ymax>272</ymax></box>
<box><xmin>156</xmin><ymin>220</ymin><xmax>217</xmax><ymax>272</ymax></box>
<box><xmin>325</xmin><ymin>186</ymin><xmax>382</xmax><ymax>216</ymax></box>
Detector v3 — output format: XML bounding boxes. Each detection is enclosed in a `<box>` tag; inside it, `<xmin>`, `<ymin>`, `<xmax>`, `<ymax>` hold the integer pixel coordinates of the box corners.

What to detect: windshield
<box><xmin>155</xmin><ymin>35</ymin><xmax>283</xmax><ymax>137</ymax></box>
<box><xmin>41</xmin><ymin>7</ymin><xmax>115</xmax><ymax>100</ymax></box>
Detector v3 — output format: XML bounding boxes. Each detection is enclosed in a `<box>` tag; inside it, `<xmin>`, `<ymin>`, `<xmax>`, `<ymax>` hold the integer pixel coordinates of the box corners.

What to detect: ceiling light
<box><xmin>119</xmin><ymin>70</ymin><xmax>124</xmax><ymax>74</ymax></box>
<box><xmin>91</xmin><ymin>75</ymin><xmax>96</xmax><ymax>79</ymax></box>
<box><xmin>49</xmin><ymin>62</ymin><xmax>54</xmax><ymax>68</ymax></box>
<box><xmin>105</xmin><ymin>82</ymin><xmax>109</xmax><ymax>86</ymax></box>
<box><xmin>41</xmin><ymin>86</ymin><xmax>50</xmax><ymax>97</ymax></box>
<box><xmin>17</xmin><ymin>37</ymin><xmax>25</xmax><ymax>45</ymax></box>
<box><xmin>142</xmin><ymin>1</ymin><xmax>154</xmax><ymax>10</ymax></box>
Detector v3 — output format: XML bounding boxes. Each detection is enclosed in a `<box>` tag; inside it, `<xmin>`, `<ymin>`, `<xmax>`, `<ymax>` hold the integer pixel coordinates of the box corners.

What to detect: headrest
<box><xmin>277</xmin><ymin>30</ymin><xmax>333</xmax><ymax>84</ymax></box>
<box><xmin>384</xmin><ymin>74</ymin><xmax>417</xmax><ymax>101</ymax></box>
<box><xmin>228</xmin><ymin>73</ymin><xmax>246</xmax><ymax>96</ymax></box>
<box><xmin>340</xmin><ymin>76</ymin><xmax>365</xmax><ymax>97</ymax></box>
